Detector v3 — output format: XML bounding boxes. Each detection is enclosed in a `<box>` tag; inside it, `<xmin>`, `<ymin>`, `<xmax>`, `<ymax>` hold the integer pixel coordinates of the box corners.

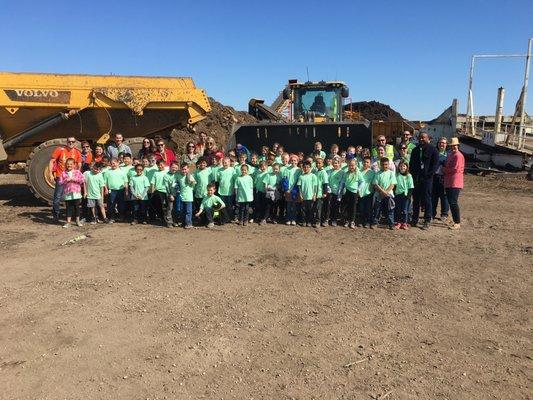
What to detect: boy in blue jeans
<box><xmin>177</xmin><ymin>164</ymin><xmax>196</xmax><ymax>229</ymax></box>
<box><xmin>371</xmin><ymin>157</ymin><xmax>396</xmax><ymax>230</ymax></box>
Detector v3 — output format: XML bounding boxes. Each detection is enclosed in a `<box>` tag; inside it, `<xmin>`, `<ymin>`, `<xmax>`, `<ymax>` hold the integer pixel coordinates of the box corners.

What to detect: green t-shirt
<box><xmin>210</xmin><ymin>165</ymin><xmax>222</xmax><ymax>182</ymax></box>
<box><xmin>373</xmin><ymin>170</ymin><xmax>397</xmax><ymax>193</ymax></box>
<box><xmin>83</xmin><ymin>170</ymin><xmax>105</xmax><ymax>200</ymax></box>
<box><xmin>344</xmin><ymin>170</ymin><xmax>363</xmax><ymax>194</ymax></box>
<box><xmin>313</xmin><ymin>169</ymin><xmax>329</xmax><ymax>198</ymax></box>
<box><xmin>177</xmin><ymin>173</ymin><xmax>195</xmax><ymax>202</ymax></box>
<box><xmin>216</xmin><ymin>167</ymin><xmax>236</xmax><ymax>196</ymax></box>
<box><xmin>129</xmin><ymin>174</ymin><xmax>151</xmax><ymax>200</ymax></box>
<box><xmin>328</xmin><ymin>169</ymin><xmax>345</xmax><ymax>195</ymax></box>
<box><xmin>358</xmin><ymin>169</ymin><xmax>376</xmax><ymax>197</ymax></box>
<box><xmin>164</xmin><ymin>172</ymin><xmax>180</xmax><ymax>196</ymax></box>
<box><xmin>395</xmin><ymin>173</ymin><xmax>414</xmax><ymax>196</ymax></box>
<box><xmin>120</xmin><ymin>164</ymin><xmax>134</xmax><ymax>176</ymax></box>
<box><xmin>254</xmin><ymin>170</ymin><xmax>268</xmax><ymax>193</ymax></box>
<box><xmin>151</xmin><ymin>170</ymin><xmax>168</xmax><ymax>193</ymax></box>
<box><xmin>297</xmin><ymin>172</ymin><xmax>318</xmax><ymax>200</ymax></box>
<box><xmin>104</xmin><ymin>168</ymin><xmax>127</xmax><ymax>190</ymax></box>
<box><xmin>324</xmin><ymin>165</ymin><xmax>333</xmax><ymax>174</ymax></box>
<box><xmin>200</xmin><ymin>194</ymin><xmax>225</xmax><ymax>211</ymax></box>
<box><xmin>282</xmin><ymin>165</ymin><xmax>301</xmax><ymax>190</ymax></box>
<box><xmin>193</xmin><ymin>167</ymin><xmax>213</xmax><ymax>199</ymax></box>
<box><xmin>144</xmin><ymin>165</ymin><xmax>158</xmax><ymax>182</ymax></box>
<box><xmin>274</xmin><ymin>155</ymin><xmax>282</xmax><ymax>164</ymax></box>
<box><xmin>234</xmin><ymin>175</ymin><xmax>254</xmax><ymax>203</ymax></box>
<box><xmin>263</xmin><ymin>172</ymin><xmax>281</xmax><ymax>190</ymax></box>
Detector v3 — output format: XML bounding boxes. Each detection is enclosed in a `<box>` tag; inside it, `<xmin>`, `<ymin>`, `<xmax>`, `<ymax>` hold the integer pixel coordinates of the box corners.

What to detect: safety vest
<box><xmin>371</xmin><ymin>144</ymin><xmax>394</xmax><ymax>161</ymax></box>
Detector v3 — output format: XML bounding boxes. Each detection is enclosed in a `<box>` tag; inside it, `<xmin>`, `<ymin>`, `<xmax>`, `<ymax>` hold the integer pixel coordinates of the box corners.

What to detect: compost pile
<box><xmin>171</xmin><ymin>97</ymin><xmax>257</xmax><ymax>152</ymax></box>
<box><xmin>344</xmin><ymin>101</ymin><xmax>404</xmax><ymax>121</ymax></box>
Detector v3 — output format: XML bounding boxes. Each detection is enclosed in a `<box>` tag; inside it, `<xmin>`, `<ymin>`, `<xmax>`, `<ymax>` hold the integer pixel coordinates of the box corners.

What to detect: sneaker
<box><xmin>394</xmin><ymin>223</ymin><xmax>401</xmax><ymax>229</ymax></box>
<box><xmin>259</xmin><ymin>219</ymin><xmax>266</xmax><ymax>226</ymax></box>
<box><xmin>349</xmin><ymin>222</ymin><xmax>356</xmax><ymax>229</ymax></box>
<box><xmin>320</xmin><ymin>222</ymin><xmax>327</xmax><ymax>227</ymax></box>
<box><xmin>285</xmin><ymin>221</ymin><xmax>291</xmax><ymax>226</ymax></box>
<box><xmin>271</xmin><ymin>220</ymin><xmax>278</xmax><ymax>225</ymax></box>
<box><xmin>362</xmin><ymin>223</ymin><xmax>368</xmax><ymax>229</ymax></box>
<box><xmin>312</xmin><ymin>223</ymin><xmax>317</xmax><ymax>228</ymax></box>
<box><xmin>207</xmin><ymin>222</ymin><xmax>215</xmax><ymax>228</ymax></box>
<box><xmin>107</xmin><ymin>219</ymin><xmax>115</xmax><ymax>224</ymax></box>
<box><xmin>343</xmin><ymin>221</ymin><xmax>349</xmax><ymax>227</ymax></box>
<box><xmin>449</xmin><ymin>223</ymin><xmax>461</xmax><ymax>230</ymax></box>
<box><xmin>62</xmin><ymin>223</ymin><xmax>71</xmax><ymax>229</ymax></box>
<box><xmin>76</xmin><ymin>221</ymin><xmax>83</xmax><ymax>227</ymax></box>
<box><xmin>331</xmin><ymin>221</ymin><xmax>337</xmax><ymax>227</ymax></box>
<box><xmin>142</xmin><ymin>221</ymin><xmax>147</xmax><ymax>225</ymax></box>
<box><xmin>421</xmin><ymin>222</ymin><xmax>430</xmax><ymax>230</ymax></box>
<box><xmin>90</xmin><ymin>221</ymin><xmax>97</xmax><ymax>225</ymax></box>
<box><xmin>131</xmin><ymin>220</ymin><xmax>138</xmax><ymax>225</ymax></box>
<box><xmin>172</xmin><ymin>222</ymin><xmax>179</xmax><ymax>227</ymax></box>
<box><xmin>291</xmin><ymin>220</ymin><xmax>297</xmax><ymax>226</ymax></box>
<box><xmin>369</xmin><ymin>224</ymin><xmax>375</xmax><ymax>230</ymax></box>
<box><xmin>184</xmin><ymin>224</ymin><xmax>193</xmax><ymax>229</ymax></box>
<box><xmin>249</xmin><ymin>219</ymin><xmax>254</xmax><ymax>224</ymax></box>
<box><xmin>400</xmin><ymin>223</ymin><xmax>409</xmax><ymax>230</ymax></box>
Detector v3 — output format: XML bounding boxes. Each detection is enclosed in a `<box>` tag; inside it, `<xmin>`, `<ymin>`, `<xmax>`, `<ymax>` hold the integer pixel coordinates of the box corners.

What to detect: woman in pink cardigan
<box><xmin>443</xmin><ymin>137</ymin><xmax>465</xmax><ymax>230</ymax></box>
<box><xmin>58</xmin><ymin>158</ymin><xmax>86</xmax><ymax>228</ymax></box>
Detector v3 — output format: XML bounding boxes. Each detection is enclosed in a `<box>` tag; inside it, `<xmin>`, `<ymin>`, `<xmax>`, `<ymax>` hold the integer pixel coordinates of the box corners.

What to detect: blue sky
<box><xmin>1</xmin><ymin>0</ymin><xmax>531</xmax><ymax>120</ymax></box>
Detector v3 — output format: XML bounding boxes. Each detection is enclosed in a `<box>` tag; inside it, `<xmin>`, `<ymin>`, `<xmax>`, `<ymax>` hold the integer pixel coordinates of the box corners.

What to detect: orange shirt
<box><xmin>51</xmin><ymin>146</ymin><xmax>82</xmax><ymax>177</ymax></box>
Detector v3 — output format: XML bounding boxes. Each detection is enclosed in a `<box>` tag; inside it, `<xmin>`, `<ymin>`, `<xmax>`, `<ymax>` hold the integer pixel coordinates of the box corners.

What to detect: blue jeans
<box><xmin>395</xmin><ymin>194</ymin><xmax>410</xmax><ymax>224</ymax></box>
<box><xmin>181</xmin><ymin>201</ymin><xmax>193</xmax><ymax>227</ymax></box>
<box><xmin>286</xmin><ymin>200</ymin><xmax>297</xmax><ymax>222</ymax></box>
<box><xmin>238</xmin><ymin>201</ymin><xmax>251</xmax><ymax>222</ymax></box>
<box><xmin>359</xmin><ymin>194</ymin><xmax>373</xmax><ymax>225</ymax></box>
<box><xmin>372</xmin><ymin>195</ymin><xmax>394</xmax><ymax>226</ymax></box>
<box><xmin>107</xmin><ymin>189</ymin><xmax>125</xmax><ymax>220</ymax></box>
<box><xmin>445</xmin><ymin>188</ymin><xmax>461</xmax><ymax>223</ymax></box>
<box><xmin>52</xmin><ymin>177</ymin><xmax>64</xmax><ymax>219</ymax></box>
<box><xmin>432</xmin><ymin>175</ymin><xmax>449</xmax><ymax>218</ymax></box>
<box><xmin>132</xmin><ymin>200</ymin><xmax>147</xmax><ymax>222</ymax></box>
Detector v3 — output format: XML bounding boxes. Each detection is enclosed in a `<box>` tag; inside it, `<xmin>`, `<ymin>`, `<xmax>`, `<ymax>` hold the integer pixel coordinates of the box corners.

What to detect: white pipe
<box><xmin>495</xmin><ymin>87</ymin><xmax>505</xmax><ymax>133</ymax></box>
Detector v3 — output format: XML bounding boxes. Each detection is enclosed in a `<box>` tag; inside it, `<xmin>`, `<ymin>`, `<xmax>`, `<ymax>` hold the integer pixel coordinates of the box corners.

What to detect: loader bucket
<box><xmin>229</xmin><ymin>122</ymin><xmax>372</xmax><ymax>155</ymax></box>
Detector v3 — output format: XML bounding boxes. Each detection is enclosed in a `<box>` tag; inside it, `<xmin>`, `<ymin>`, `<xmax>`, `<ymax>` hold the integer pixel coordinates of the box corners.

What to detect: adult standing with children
<box><xmin>410</xmin><ymin>132</ymin><xmax>439</xmax><ymax>230</ymax></box>
<box><xmin>443</xmin><ymin>137</ymin><xmax>464</xmax><ymax>230</ymax></box>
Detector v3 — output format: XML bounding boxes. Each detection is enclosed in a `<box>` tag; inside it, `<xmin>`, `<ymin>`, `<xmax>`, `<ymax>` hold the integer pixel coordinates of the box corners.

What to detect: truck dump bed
<box><xmin>0</xmin><ymin>71</ymin><xmax>211</xmax><ymax>202</ymax></box>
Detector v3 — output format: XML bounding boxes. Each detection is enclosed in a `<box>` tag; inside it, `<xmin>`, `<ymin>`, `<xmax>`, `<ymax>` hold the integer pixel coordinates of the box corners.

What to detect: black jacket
<box><xmin>410</xmin><ymin>143</ymin><xmax>439</xmax><ymax>183</ymax></box>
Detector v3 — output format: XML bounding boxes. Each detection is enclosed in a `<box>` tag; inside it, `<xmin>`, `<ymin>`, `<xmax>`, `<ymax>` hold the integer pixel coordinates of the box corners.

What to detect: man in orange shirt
<box><xmin>49</xmin><ymin>136</ymin><xmax>82</xmax><ymax>221</ymax></box>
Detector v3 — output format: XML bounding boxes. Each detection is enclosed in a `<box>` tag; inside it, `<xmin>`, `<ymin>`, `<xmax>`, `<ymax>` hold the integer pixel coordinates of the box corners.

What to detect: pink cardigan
<box><xmin>58</xmin><ymin>170</ymin><xmax>85</xmax><ymax>195</ymax></box>
<box><xmin>443</xmin><ymin>151</ymin><xmax>465</xmax><ymax>189</ymax></box>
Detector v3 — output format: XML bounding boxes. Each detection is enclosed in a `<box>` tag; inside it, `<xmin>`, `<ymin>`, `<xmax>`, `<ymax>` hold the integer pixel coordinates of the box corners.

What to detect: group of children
<box><xmin>57</xmin><ymin>141</ymin><xmax>414</xmax><ymax>230</ymax></box>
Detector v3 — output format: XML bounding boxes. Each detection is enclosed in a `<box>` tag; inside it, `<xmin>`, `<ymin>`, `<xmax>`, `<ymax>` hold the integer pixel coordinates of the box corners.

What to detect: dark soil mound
<box><xmin>171</xmin><ymin>98</ymin><xmax>257</xmax><ymax>153</ymax></box>
<box><xmin>344</xmin><ymin>101</ymin><xmax>404</xmax><ymax>122</ymax></box>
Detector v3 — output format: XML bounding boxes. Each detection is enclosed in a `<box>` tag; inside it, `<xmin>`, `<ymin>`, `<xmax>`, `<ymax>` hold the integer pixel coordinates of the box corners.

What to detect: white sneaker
<box><xmin>76</xmin><ymin>221</ymin><xmax>83</xmax><ymax>227</ymax></box>
<box><xmin>207</xmin><ymin>222</ymin><xmax>214</xmax><ymax>228</ymax></box>
<box><xmin>62</xmin><ymin>223</ymin><xmax>71</xmax><ymax>229</ymax></box>
<box><xmin>291</xmin><ymin>221</ymin><xmax>297</xmax><ymax>226</ymax></box>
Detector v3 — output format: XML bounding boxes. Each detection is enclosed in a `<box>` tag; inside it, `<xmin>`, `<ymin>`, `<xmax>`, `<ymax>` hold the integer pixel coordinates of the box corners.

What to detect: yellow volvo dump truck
<box><xmin>0</xmin><ymin>72</ymin><xmax>211</xmax><ymax>202</ymax></box>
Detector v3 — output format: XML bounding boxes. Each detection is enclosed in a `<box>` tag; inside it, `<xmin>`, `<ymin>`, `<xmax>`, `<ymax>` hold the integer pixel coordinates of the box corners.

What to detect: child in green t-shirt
<box><xmin>371</xmin><ymin>157</ymin><xmax>397</xmax><ymax>229</ymax></box>
<box><xmin>177</xmin><ymin>163</ymin><xmax>196</xmax><ymax>229</ymax></box>
<box><xmin>164</xmin><ymin>161</ymin><xmax>181</xmax><ymax>227</ymax></box>
<box><xmin>342</xmin><ymin>159</ymin><xmax>363</xmax><ymax>229</ymax></box>
<box><xmin>253</xmin><ymin>161</ymin><xmax>268</xmax><ymax>224</ymax></box>
<box><xmin>313</xmin><ymin>158</ymin><xmax>330</xmax><ymax>227</ymax></box>
<box><xmin>234</xmin><ymin>164</ymin><xmax>254</xmax><ymax>226</ymax></box>
<box><xmin>282</xmin><ymin>154</ymin><xmax>301</xmax><ymax>226</ymax></box>
<box><xmin>195</xmin><ymin>183</ymin><xmax>227</xmax><ymax>228</ymax></box>
<box><xmin>193</xmin><ymin>157</ymin><xmax>212</xmax><ymax>216</ymax></box>
<box><xmin>83</xmin><ymin>162</ymin><xmax>107</xmax><ymax>224</ymax></box>
<box><xmin>150</xmin><ymin>159</ymin><xmax>168</xmax><ymax>224</ymax></box>
<box><xmin>328</xmin><ymin>157</ymin><xmax>345</xmax><ymax>226</ymax></box>
<box><xmin>359</xmin><ymin>156</ymin><xmax>375</xmax><ymax>228</ymax></box>
<box><xmin>104</xmin><ymin>158</ymin><xmax>128</xmax><ymax>223</ymax></box>
<box><xmin>216</xmin><ymin>157</ymin><xmax>236</xmax><ymax>221</ymax></box>
<box><xmin>262</xmin><ymin>163</ymin><xmax>282</xmax><ymax>224</ymax></box>
<box><xmin>129</xmin><ymin>163</ymin><xmax>150</xmax><ymax>224</ymax></box>
<box><xmin>394</xmin><ymin>160</ymin><xmax>414</xmax><ymax>230</ymax></box>
<box><xmin>297</xmin><ymin>161</ymin><xmax>318</xmax><ymax>227</ymax></box>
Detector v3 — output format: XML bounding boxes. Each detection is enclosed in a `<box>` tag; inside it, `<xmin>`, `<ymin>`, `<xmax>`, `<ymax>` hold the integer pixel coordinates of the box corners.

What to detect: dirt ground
<box><xmin>0</xmin><ymin>173</ymin><xmax>531</xmax><ymax>400</ymax></box>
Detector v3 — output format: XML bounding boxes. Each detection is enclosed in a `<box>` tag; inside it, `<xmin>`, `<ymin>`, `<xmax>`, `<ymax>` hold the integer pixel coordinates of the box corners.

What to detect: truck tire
<box><xmin>124</xmin><ymin>137</ymin><xmax>145</xmax><ymax>158</ymax></box>
<box><xmin>26</xmin><ymin>138</ymin><xmax>70</xmax><ymax>204</ymax></box>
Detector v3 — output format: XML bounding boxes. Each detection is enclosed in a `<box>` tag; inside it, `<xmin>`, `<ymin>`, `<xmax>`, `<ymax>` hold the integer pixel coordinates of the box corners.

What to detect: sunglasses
<box><xmin>401</xmin><ymin>147</ymin><xmax>407</xmax><ymax>150</ymax></box>
<box><xmin>143</xmin><ymin>140</ymin><xmax>150</xmax><ymax>144</ymax></box>
<box><xmin>82</xmin><ymin>145</ymin><xmax>90</xmax><ymax>148</ymax></box>
<box><xmin>378</xmin><ymin>139</ymin><xmax>385</xmax><ymax>141</ymax></box>
<box><xmin>188</xmin><ymin>145</ymin><xmax>195</xmax><ymax>148</ymax></box>
<box><xmin>157</xmin><ymin>144</ymin><xmax>165</xmax><ymax>147</ymax></box>
<box><xmin>67</xmin><ymin>140</ymin><xmax>76</xmax><ymax>144</ymax></box>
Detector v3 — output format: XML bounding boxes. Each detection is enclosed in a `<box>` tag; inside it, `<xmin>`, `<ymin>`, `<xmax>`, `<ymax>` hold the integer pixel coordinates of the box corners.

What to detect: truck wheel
<box><xmin>124</xmin><ymin>137</ymin><xmax>145</xmax><ymax>158</ymax></box>
<box><xmin>26</xmin><ymin>138</ymin><xmax>69</xmax><ymax>204</ymax></box>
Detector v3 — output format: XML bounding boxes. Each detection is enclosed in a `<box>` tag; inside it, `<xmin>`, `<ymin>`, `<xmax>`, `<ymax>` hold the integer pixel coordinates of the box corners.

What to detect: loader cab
<box><xmin>288</xmin><ymin>81</ymin><xmax>349</xmax><ymax>123</ymax></box>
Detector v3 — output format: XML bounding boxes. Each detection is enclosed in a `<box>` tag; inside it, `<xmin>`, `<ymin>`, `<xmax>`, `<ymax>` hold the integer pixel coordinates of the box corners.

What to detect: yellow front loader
<box><xmin>0</xmin><ymin>72</ymin><xmax>211</xmax><ymax>202</ymax></box>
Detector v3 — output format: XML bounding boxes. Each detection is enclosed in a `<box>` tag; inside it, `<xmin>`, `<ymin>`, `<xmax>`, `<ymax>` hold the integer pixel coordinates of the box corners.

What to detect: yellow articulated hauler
<box><xmin>0</xmin><ymin>72</ymin><xmax>211</xmax><ymax>203</ymax></box>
